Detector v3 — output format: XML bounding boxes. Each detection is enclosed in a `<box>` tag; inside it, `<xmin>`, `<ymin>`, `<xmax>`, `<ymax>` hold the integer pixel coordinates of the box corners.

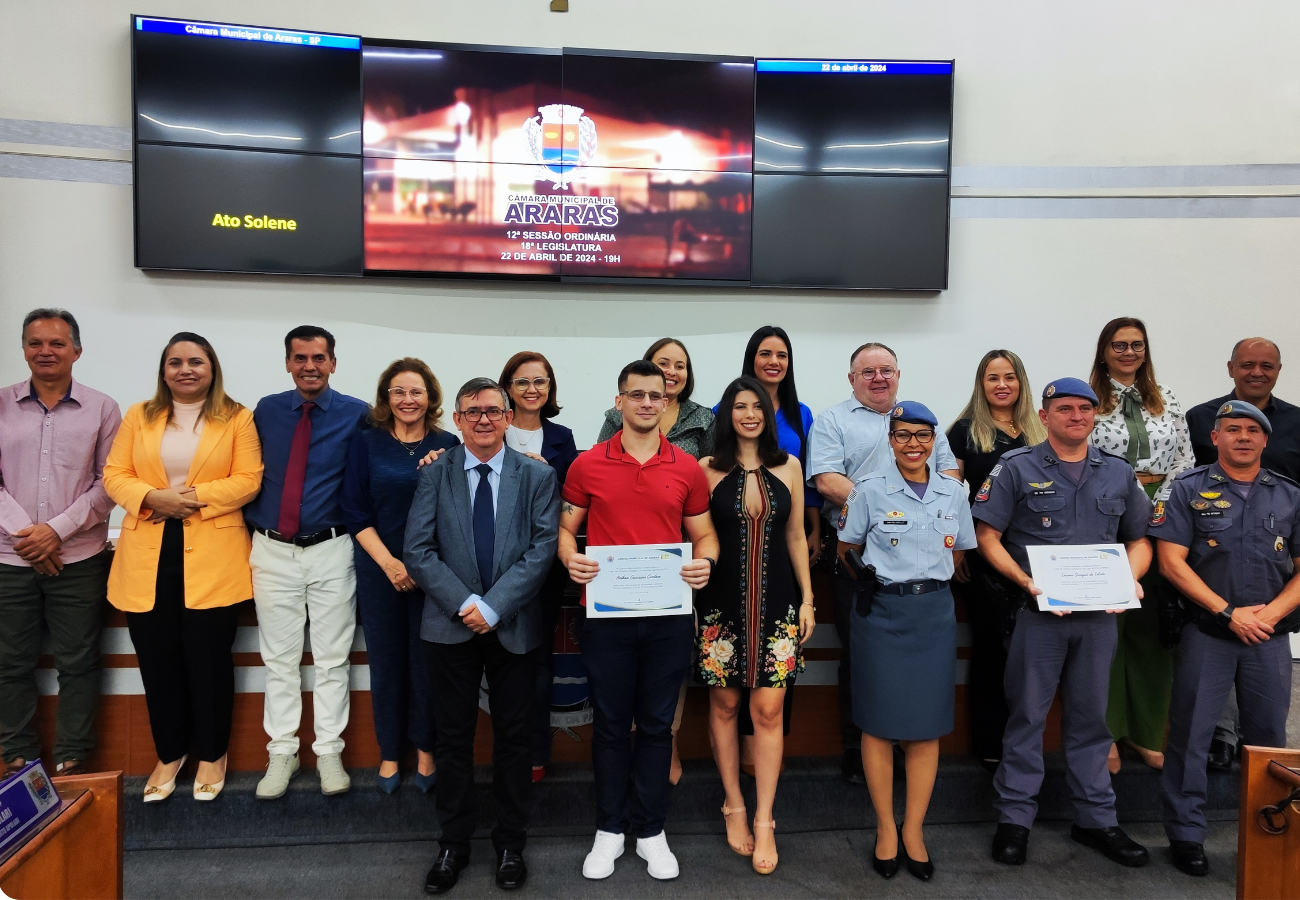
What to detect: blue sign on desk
<box><xmin>0</xmin><ymin>760</ymin><xmax>62</xmax><ymax>861</ymax></box>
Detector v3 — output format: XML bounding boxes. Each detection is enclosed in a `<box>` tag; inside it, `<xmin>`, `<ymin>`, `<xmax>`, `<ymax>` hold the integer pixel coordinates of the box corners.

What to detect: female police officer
<box><xmin>836</xmin><ymin>401</ymin><xmax>976</xmax><ymax>882</ymax></box>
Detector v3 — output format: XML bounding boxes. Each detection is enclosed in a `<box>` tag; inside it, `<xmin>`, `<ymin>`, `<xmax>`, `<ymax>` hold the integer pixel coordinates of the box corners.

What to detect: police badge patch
<box><xmin>1041</xmin><ymin>517</ymin><xmax>1052</xmax><ymax>528</ymax></box>
<box><xmin>837</xmin><ymin>503</ymin><xmax>849</xmax><ymax>531</ymax></box>
<box><xmin>975</xmin><ymin>479</ymin><xmax>992</xmax><ymax>502</ymax></box>
<box><xmin>1150</xmin><ymin>501</ymin><xmax>1166</xmax><ymax>525</ymax></box>
<box><xmin>1276</xmin><ymin>536</ymin><xmax>1285</xmax><ymax>552</ymax></box>
<box><xmin>944</xmin><ymin>534</ymin><xmax>956</xmax><ymax>548</ymax></box>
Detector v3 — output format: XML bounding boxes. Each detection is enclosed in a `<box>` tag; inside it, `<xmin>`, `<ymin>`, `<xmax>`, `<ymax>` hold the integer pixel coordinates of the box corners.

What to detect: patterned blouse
<box><xmin>1090</xmin><ymin>379</ymin><xmax>1194</xmax><ymax>500</ymax></box>
<box><xmin>597</xmin><ymin>398</ymin><xmax>715</xmax><ymax>458</ymax></box>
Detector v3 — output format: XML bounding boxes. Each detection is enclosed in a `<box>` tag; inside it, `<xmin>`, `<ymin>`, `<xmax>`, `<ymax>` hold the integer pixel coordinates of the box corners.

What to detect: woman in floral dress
<box><xmin>697</xmin><ymin>377</ymin><xmax>816</xmax><ymax>876</ymax></box>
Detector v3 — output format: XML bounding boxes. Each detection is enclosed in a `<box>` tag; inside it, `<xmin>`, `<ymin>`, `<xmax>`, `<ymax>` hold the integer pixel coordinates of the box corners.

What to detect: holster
<box><xmin>842</xmin><ymin>549</ymin><xmax>880</xmax><ymax>617</ymax></box>
<box><xmin>975</xmin><ymin>565</ymin><xmax>1033</xmax><ymax>642</ymax></box>
<box><xmin>1155</xmin><ymin>582</ymin><xmax>1187</xmax><ymax>648</ymax></box>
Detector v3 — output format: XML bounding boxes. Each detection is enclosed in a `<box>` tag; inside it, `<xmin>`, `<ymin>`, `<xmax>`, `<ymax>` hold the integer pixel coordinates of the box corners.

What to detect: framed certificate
<box><xmin>1026</xmin><ymin>544</ymin><xmax>1141</xmax><ymax>612</ymax></box>
<box><xmin>584</xmin><ymin>543</ymin><xmax>694</xmax><ymax>618</ymax></box>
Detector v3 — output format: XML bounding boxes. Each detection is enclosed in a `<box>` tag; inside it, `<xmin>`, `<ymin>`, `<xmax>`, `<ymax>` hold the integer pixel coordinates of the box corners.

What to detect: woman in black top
<box><xmin>947</xmin><ymin>350</ymin><xmax>1045</xmax><ymax>768</ymax></box>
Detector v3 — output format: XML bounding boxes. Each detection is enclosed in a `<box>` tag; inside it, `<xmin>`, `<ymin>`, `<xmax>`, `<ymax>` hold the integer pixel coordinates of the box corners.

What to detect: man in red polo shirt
<box><xmin>560</xmin><ymin>359</ymin><xmax>719</xmax><ymax>882</ymax></box>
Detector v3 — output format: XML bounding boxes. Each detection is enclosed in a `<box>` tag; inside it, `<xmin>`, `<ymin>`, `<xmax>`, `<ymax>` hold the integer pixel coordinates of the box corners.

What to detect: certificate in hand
<box><xmin>585</xmin><ymin>543</ymin><xmax>693</xmax><ymax>618</ymax></box>
<box><xmin>1026</xmin><ymin>544</ymin><xmax>1141</xmax><ymax>612</ymax></box>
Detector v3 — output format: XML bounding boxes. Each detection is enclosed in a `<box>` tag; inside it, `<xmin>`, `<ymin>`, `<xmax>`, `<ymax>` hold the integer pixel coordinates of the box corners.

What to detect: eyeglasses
<box><xmin>457</xmin><ymin>407</ymin><xmax>506</xmax><ymax>422</ymax></box>
<box><xmin>510</xmin><ymin>377</ymin><xmax>551</xmax><ymax>391</ymax></box>
<box><xmin>388</xmin><ymin>387</ymin><xmax>427</xmax><ymax>400</ymax></box>
<box><xmin>1110</xmin><ymin>340</ymin><xmax>1146</xmax><ymax>354</ymax></box>
<box><xmin>620</xmin><ymin>390</ymin><xmax>668</xmax><ymax>404</ymax></box>
<box><xmin>890</xmin><ymin>429</ymin><xmax>935</xmax><ymax>445</ymax></box>
<box><xmin>854</xmin><ymin>367</ymin><xmax>897</xmax><ymax>380</ymax></box>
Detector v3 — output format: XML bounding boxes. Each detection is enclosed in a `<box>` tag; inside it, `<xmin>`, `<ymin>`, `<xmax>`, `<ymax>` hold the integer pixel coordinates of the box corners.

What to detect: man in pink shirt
<box><xmin>0</xmin><ymin>309</ymin><xmax>120</xmax><ymax>777</ymax></box>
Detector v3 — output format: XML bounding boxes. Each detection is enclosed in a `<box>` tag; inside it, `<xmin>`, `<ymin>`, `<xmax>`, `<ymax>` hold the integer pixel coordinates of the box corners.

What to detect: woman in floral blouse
<box><xmin>696</xmin><ymin>377</ymin><xmax>815</xmax><ymax>876</ymax></box>
<box><xmin>1088</xmin><ymin>317</ymin><xmax>1194</xmax><ymax>773</ymax></box>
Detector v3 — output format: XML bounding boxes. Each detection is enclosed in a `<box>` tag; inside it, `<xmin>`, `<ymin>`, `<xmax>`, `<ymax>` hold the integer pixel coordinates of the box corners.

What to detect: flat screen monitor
<box><xmin>132</xmin><ymin>16</ymin><xmax>362</xmax><ymax>154</ymax></box>
<box><xmin>750</xmin><ymin>174</ymin><xmax>949</xmax><ymax>289</ymax></box>
<box><xmin>754</xmin><ymin>60</ymin><xmax>953</xmax><ymax>176</ymax></box>
<box><xmin>135</xmin><ymin>144</ymin><xmax>363</xmax><ymax>275</ymax></box>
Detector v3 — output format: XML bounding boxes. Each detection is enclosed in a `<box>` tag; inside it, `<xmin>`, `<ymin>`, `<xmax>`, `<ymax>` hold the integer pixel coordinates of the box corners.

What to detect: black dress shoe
<box><xmin>495</xmin><ymin>849</ymin><xmax>527</xmax><ymax>891</ymax></box>
<box><xmin>1207</xmin><ymin>739</ymin><xmax>1234</xmax><ymax>771</ymax></box>
<box><xmin>841</xmin><ymin>749</ymin><xmax>866</xmax><ymax>785</ymax></box>
<box><xmin>1170</xmin><ymin>841</ymin><xmax>1209</xmax><ymax>877</ymax></box>
<box><xmin>1070</xmin><ymin>825</ymin><xmax>1149</xmax><ymax>868</ymax></box>
<box><xmin>902</xmin><ymin>846</ymin><xmax>935</xmax><ymax>881</ymax></box>
<box><xmin>424</xmin><ymin>848</ymin><xmax>469</xmax><ymax>895</ymax></box>
<box><xmin>871</xmin><ymin>835</ymin><xmax>899</xmax><ymax>879</ymax></box>
<box><xmin>992</xmin><ymin>823</ymin><xmax>1029</xmax><ymax>865</ymax></box>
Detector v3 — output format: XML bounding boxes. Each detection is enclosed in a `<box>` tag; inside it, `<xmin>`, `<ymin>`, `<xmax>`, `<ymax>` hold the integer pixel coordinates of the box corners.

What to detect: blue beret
<box><xmin>1215</xmin><ymin>399</ymin><xmax>1272</xmax><ymax>434</ymax></box>
<box><xmin>890</xmin><ymin>400</ymin><xmax>938</xmax><ymax>427</ymax></box>
<box><xmin>1042</xmin><ymin>377</ymin><xmax>1098</xmax><ymax>405</ymax></box>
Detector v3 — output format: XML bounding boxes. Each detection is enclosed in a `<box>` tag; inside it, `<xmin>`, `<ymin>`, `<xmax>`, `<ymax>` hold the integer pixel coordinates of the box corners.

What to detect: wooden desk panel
<box><xmin>1238</xmin><ymin>746</ymin><xmax>1300</xmax><ymax>900</ymax></box>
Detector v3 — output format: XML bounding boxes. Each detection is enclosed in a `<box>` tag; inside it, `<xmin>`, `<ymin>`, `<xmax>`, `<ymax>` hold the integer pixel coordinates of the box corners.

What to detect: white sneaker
<box><xmin>255</xmin><ymin>753</ymin><xmax>299</xmax><ymax>800</ymax></box>
<box><xmin>317</xmin><ymin>752</ymin><xmax>351</xmax><ymax>796</ymax></box>
<box><xmin>636</xmin><ymin>831</ymin><xmax>679</xmax><ymax>880</ymax></box>
<box><xmin>583</xmin><ymin>830</ymin><xmax>625</xmax><ymax>880</ymax></box>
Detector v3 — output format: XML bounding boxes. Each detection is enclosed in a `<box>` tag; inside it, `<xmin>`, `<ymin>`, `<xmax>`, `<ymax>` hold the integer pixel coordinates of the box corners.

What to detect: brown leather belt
<box><xmin>1135</xmin><ymin>472</ymin><xmax>1166</xmax><ymax>486</ymax></box>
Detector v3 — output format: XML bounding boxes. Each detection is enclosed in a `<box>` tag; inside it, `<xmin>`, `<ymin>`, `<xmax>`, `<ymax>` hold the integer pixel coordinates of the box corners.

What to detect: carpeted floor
<box><xmin>125</xmin><ymin>820</ymin><xmax>1238</xmax><ymax>899</ymax></box>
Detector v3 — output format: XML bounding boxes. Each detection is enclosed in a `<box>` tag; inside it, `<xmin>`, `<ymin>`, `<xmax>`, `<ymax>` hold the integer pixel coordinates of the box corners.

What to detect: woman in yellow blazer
<box><xmin>104</xmin><ymin>332</ymin><xmax>262</xmax><ymax>803</ymax></box>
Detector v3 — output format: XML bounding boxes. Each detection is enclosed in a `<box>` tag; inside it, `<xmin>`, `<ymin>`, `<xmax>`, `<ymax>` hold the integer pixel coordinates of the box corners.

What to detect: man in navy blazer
<box><xmin>405</xmin><ymin>377</ymin><xmax>560</xmax><ymax>895</ymax></box>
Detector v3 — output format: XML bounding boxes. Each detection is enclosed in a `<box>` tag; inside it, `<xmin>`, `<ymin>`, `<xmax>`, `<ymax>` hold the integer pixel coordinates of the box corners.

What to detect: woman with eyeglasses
<box><xmin>1088</xmin><ymin>318</ymin><xmax>1194</xmax><ymax>774</ymax></box>
<box><xmin>498</xmin><ymin>352</ymin><xmax>579</xmax><ymax>784</ymax></box>
<box><xmin>946</xmin><ymin>350</ymin><xmax>1046</xmax><ymax>771</ymax></box>
<box><xmin>836</xmin><ymin>402</ymin><xmax>975</xmax><ymax>882</ymax></box>
<box><xmin>342</xmin><ymin>358</ymin><xmax>459</xmax><ymax>793</ymax></box>
<box><xmin>598</xmin><ymin>337</ymin><xmax>714</xmax><ymax>459</ymax></box>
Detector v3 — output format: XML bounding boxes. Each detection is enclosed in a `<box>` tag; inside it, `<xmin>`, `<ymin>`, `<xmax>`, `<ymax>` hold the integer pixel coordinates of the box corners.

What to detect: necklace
<box><xmin>395</xmin><ymin>431</ymin><xmax>425</xmax><ymax>456</ymax></box>
<box><xmin>992</xmin><ymin>417</ymin><xmax>1019</xmax><ymax>436</ymax></box>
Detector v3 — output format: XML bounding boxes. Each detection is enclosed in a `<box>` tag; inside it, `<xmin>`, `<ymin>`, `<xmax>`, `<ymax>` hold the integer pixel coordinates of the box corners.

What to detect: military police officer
<box><xmin>836</xmin><ymin>401</ymin><xmax>976</xmax><ymax>880</ymax></box>
<box><xmin>1152</xmin><ymin>399</ymin><xmax>1300</xmax><ymax>878</ymax></box>
<box><xmin>972</xmin><ymin>378</ymin><xmax>1153</xmax><ymax>868</ymax></box>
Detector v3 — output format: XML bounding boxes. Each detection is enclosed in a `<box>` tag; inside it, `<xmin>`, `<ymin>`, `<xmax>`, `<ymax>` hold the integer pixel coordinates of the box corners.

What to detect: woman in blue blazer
<box><xmin>498</xmin><ymin>352</ymin><xmax>579</xmax><ymax>782</ymax></box>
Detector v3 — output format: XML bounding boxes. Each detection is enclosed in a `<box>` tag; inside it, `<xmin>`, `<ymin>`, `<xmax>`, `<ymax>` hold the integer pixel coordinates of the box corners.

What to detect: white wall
<box><xmin>3</xmin><ymin>0</ymin><xmax>1300</xmax><ymax>450</ymax></box>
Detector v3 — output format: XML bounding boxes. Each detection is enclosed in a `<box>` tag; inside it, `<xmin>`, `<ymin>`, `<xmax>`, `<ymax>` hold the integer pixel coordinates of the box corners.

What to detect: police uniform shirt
<box><xmin>1149</xmin><ymin>463</ymin><xmax>1300</xmax><ymax>610</ymax></box>
<box><xmin>1185</xmin><ymin>392</ymin><xmax>1300</xmax><ymax>482</ymax></box>
<box><xmin>807</xmin><ymin>396</ymin><xmax>958</xmax><ymax>534</ymax></box>
<box><xmin>839</xmin><ymin>462</ymin><xmax>977</xmax><ymax>584</ymax></box>
<box><xmin>971</xmin><ymin>443</ymin><xmax>1152</xmax><ymax>576</ymax></box>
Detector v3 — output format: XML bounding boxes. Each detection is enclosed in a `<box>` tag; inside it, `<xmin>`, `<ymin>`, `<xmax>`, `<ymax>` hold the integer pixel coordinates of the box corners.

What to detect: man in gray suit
<box><xmin>405</xmin><ymin>377</ymin><xmax>561</xmax><ymax>895</ymax></box>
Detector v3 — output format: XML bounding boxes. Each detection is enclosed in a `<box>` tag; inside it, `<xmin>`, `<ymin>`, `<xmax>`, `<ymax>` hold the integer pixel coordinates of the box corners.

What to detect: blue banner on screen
<box><xmin>134</xmin><ymin>17</ymin><xmax>360</xmax><ymax>50</ymax></box>
<box><xmin>0</xmin><ymin>760</ymin><xmax>62</xmax><ymax>862</ymax></box>
<box><xmin>756</xmin><ymin>60</ymin><xmax>952</xmax><ymax>74</ymax></box>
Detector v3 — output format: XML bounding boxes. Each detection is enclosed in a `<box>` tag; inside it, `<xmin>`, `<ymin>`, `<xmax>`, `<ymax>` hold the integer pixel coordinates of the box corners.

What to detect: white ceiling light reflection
<box><xmin>363</xmin><ymin>120</ymin><xmax>388</xmax><ymax>144</ymax></box>
<box><xmin>138</xmin><ymin>114</ymin><xmax>301</xmax><ymax>142</ymax></box>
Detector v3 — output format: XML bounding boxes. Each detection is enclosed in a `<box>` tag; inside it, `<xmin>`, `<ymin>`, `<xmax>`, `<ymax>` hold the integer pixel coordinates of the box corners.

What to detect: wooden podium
<box><xmin>0</xmin><ymin>771</ymin><xmax>123</xmax><ymax>900</ymax></box>
<box><xmin>1238</xmin><ymin>746</ymin><xmax>1300</xmax><ymax>900</ymax></box>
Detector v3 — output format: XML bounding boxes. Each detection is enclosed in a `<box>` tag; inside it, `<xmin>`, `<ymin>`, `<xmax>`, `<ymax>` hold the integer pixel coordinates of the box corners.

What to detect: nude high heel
<box><xmin>194</xmin><ymin>755</ymin><xmax>227</xmax><ymax>800</ymax></box>
<box><xmin>143</xmin><ymin>754</ymin><xmax>187</xmax><ymax>803</ymax></box>
<box><xmin>722</xmin><ymin>804</ymin><xmax>753</xmax><ymax>856</ymax></box>
<box><xmin>752</xmin><ymin>819</ymin><xmax>778</xmax><ymax>875</ymax></box>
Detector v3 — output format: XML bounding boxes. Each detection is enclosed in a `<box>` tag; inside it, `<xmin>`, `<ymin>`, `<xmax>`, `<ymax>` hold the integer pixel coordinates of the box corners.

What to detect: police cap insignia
<box><xmin>1220</xmin><ymin>403</ymin><xmax>1234</xmax><ymax>416</ymax></box>
<box><xmin>894</xmin><ymin>406</ymin><xmax>904</xmax><ymax>417</ymax></box>
<box><xmin>1045</xmin><ymin>384</ymin><xmax>1056</xmax><ymax>398</ymax></box>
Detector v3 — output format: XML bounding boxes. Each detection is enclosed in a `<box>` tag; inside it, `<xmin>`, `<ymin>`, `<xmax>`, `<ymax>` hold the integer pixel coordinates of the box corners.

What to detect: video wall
<box><xmin>132</xmin><ymin>16</ymin><xmax>954</xmax><ymax>290</ymax></box>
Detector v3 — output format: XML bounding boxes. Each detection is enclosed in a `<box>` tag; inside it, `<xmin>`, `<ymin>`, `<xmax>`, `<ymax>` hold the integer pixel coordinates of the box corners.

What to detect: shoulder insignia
<box><xmin>1265</xmin><ymin>470</ymin><xmax>1300</xmax><ymax>489</ymax></box>
<box><xmin>975</xmin><ymin>478</ymin><xmax>993</xmax><ymax>502</ymax></box>
<box><xmin>999</xmin><ymin>448</ymin><xmax>1032</xmax><ymax>461</ymax></box>
<box><xmin>1150</xmin><ymin>501</ymin><xmax>1166</xmax><ymax>525</ymax></box>
<box><xmin>1199</xmin><ymin>491</ymin><xmax>1221</xmax><ymax>499</ymax></box>
<box><xmin>1028</xmin><ymin>481</ymin><xmax>1054</xmax><ymax>489</ymax></box>
<box><xmin>847</xmin><ymin>487</ymin><xmax>858</xmax><ymax>503</ymax></box>
<box><xmin>1095</xmin><ymin>447</ymin><xmax>1127</xmax><ymax>461</ymax></box>
<box><xmin>837</xmin><ymin>503</ymin><xmax>849</xmax><ymax>531</ymax></box>
<box><xmin>989</xmin><ymin>463</ymin><xmax>1004</xmax><ymax>478</ymax></box>
<box><xmin>1172</xmin><ymin>465</ymin><xmax>1210</xmax><ymax>482</ymax></box>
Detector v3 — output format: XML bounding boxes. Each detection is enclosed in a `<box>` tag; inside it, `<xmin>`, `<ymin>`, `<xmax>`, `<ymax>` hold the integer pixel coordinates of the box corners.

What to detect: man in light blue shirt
<box><xmin>805</xmin><ymin>342</ymin><xmax>959</xmax><ymax>782</ymax></box>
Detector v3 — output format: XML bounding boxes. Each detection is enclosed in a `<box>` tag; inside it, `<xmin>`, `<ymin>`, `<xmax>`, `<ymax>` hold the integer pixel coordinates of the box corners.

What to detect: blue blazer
<box><xmin>540</xmin><ymin>419</ymin><xmax>579</xmax><ymax>486</ymax></box>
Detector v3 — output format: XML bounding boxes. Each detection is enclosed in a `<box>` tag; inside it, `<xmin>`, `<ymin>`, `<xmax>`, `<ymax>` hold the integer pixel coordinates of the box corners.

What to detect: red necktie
<box><xmin>277</xmin><ymin>401</ymin><xmax>316</xmax><ymax>538</ymax></box>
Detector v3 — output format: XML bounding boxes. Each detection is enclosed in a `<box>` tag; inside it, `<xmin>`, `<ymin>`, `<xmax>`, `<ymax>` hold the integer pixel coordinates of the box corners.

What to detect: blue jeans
<box><xmin>582</xmin><ymin>614</ymin><xmax>694</xmax><ymax>838</ymax></box>
<box><xmin>356</xmin><ymin>556</ymin><xmax>434</xmax><ymax>760</ymax></box>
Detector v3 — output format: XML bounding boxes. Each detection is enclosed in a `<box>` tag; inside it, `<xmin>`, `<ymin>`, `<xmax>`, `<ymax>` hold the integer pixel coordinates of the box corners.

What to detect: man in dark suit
<box><xmin>405</xmin><ymin>377</ymin><xmax>560</xmax><ymax>894</ymax></box>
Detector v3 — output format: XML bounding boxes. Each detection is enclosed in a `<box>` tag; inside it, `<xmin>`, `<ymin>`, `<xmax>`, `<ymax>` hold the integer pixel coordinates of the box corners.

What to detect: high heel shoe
<box><xmin>414</xmin><ymin>770</ymin><xmax>436</xmax><ymax>794</ymax></box>
<box><xmin>377</xmin><ymin>771</ymin><xmax>401</xmax><ymax>794</ymax></box>
<box><xmin>902</xmin><ymin>844</ymin><xmax>935</xmax><ymax>881</ymax></box>
<box><xmin>194</xmin><ymin>756</ymin><xmax>226</xmax><ymax>801</ymax></box>
<box><xmin>872</xmin><ymin>834</ymin><xmax>899</xmax><ymax>879</ymax></box>
<box><xmin>143</xmin><ymin>754</ymin><xmax>187</xmax><ymax>803</ymax></box>
<box><xmin>752</xmin><ymin>819</ymin><xmax>777</xmax><ymax>875</ymax></box>
<box><xmin>721</xmin><ymin>804</ymin><xmax>753</xmax><ymax>856</ymax></box>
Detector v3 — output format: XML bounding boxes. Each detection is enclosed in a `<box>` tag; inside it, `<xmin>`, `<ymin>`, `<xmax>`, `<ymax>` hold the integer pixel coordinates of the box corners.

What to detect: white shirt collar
<box><xmin>464</xmin><ymin>443</ymin><xmax>506</xmax><ymax>474</ymax></box>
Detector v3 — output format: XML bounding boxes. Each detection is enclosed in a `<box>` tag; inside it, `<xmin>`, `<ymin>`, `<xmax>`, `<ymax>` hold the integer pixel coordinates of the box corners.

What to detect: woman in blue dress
<box><xmin>836</xmin><ymin>402</ymin><xmax>976</xmax><ymax>882</ymax></box>
<box><xmin>342</xmin><ymin>358</ymin><xmax>459</xmax><ymax>793</ymax></box>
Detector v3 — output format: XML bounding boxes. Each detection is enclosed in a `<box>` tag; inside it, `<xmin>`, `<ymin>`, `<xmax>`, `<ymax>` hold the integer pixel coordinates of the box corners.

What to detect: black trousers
<box><xmin>124</xmin><ymin>519</ymin><xmax>239</xmax><ymax>764</ymax></box>
<box><xmin>424</xmin><ymin>633</ymin><xmax>537</xmax><ymax>855</ymax></box>
<box><xmin>834</xmin><ymin>568</ymin><xmax>862</xmax><ymax>749</ymax></box>
<box><xmin>959</xmin><ymin>554</ymin><xmax>1011</xmax><ymax>761</ymax></box>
